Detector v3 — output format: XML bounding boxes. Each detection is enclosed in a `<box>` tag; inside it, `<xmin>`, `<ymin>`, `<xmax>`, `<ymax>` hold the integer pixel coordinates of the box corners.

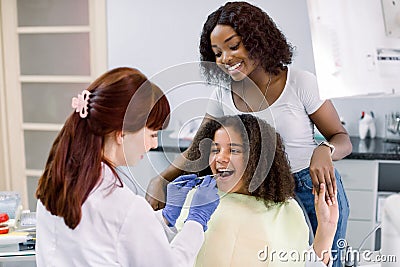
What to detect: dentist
<box><xmin>35</xmin><ymin>67</ymin><xmax>219</xmax><ymax>267</ymax></box>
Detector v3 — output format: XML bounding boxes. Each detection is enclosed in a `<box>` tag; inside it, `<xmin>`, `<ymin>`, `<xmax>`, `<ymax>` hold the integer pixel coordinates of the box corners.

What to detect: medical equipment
<box><xmin>0</xmin><ymin>192</ymin><xmax>21</xmax><ymax>220</ymax></box>
<box><xmin>171</xmin><ymin>171</ymin><xmax>233</xmax><ymax>185</ymax></box>
<box><xmin>171</xmin><ymin>174</ymin><xmax>218</xmax><ymax>185</ymax></box>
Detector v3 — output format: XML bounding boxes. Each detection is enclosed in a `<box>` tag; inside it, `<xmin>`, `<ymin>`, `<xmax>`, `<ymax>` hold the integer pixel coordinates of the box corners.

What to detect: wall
<box><xmin>308</xmin><ymin>0</ymin><xmax>400</xmax><ymax>99</ymax></box>
<box><xmin>107</xmin><ymin>0</ymin><xmax>315</xmax><ymax>75</ymax></box>
<box><xmin>332</xmin><ymin>95</ymin><xmax>400</xmax><ymax>139</ymax></box>
<box><xmin>107</xmin><ymin>0</ymin><xmax>316</xmax><ymax>132</ymax></box>
<box><xmin>107</xmin><ymin>0</ymin><xmax>400</xmax><ymax>139</ymax></box>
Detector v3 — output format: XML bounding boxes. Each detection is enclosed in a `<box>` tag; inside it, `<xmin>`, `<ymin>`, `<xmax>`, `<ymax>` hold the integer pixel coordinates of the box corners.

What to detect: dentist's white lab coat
<box><xmin>36</xmin><ymin>164</ymin><xmax>204</xmax><ymax>267</ymax></box>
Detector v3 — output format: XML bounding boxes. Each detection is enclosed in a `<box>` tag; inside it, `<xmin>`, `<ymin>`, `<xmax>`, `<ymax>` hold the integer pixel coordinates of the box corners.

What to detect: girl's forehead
<box><xmin>214</xmin><ymin>126</ymin><xmax>243</xmax><ymax>141</ymax></box>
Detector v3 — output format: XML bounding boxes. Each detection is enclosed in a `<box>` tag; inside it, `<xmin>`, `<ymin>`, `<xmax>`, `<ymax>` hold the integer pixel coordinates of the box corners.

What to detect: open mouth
<box><xmin>217</xmin><ymin>168</ymin><xmax>234</xmax><ymax>177</ymax></box>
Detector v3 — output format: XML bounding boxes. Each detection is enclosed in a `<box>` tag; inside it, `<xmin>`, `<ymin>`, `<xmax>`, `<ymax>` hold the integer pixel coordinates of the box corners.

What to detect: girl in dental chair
<box><xmin>178</xmin><ymin>114</ymin><xmax>337</xmax><ymax>266</ymax></box>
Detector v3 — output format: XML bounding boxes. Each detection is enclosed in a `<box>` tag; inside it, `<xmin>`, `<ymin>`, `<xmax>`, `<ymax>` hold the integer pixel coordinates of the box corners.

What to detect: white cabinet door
<box><xmin>346</xmin><ymin>190</ymin><xmax>376</xmax><ymax>221</ymax></box>
<box><xmin>335</xmin><ymin>160</ymin><xmax>378</xmax><ymax>191</ymax></box>
<box><xmin>334</xmin><ymin>159</ymin><xmax>379</xmax><ymax>251</ymax></box>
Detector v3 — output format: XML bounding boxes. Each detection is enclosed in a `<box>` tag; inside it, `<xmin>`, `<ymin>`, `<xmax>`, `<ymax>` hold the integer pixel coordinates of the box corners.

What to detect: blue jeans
<box><xmin>294</xmin><ymin>167</ymin><xmax>350</xmax><ymax>267</ymax></box>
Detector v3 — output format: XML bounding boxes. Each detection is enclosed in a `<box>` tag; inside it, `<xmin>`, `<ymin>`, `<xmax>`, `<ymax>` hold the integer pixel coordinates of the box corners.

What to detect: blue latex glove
<box><xmin>186</xmin><ymin>175</ymin><xmax>220</xmax><ymax>231</ymax></box>
<box><xmin>162</xmin><ymin>174</ymin><xmax>198</xmax><ymax>226</ymax></box>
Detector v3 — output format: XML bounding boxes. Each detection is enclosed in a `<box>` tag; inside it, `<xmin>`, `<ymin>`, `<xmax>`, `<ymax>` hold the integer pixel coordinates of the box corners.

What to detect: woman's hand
<box><xmin>145</xmin><ymin>175</ymin><xmax>168</xmax><ymax>210</ymax></box>
<box><xmin>310</xmin><ymin>145</ymin><xmax>336</xmax><ymax>205</ymax></box>
<box><xmin>313</xmin><ymin>183</ymin><xmax>339</xmax><ymax>265</ymax></box>
<box><xmin>145</xmin><ymin>153</ymin><xmax>189</xmax><ymax>210</ymax></box>
<box><xmin>309</xmin><ymin>100</ymin><xmax>352</xmax><ymax>204</ymax></box>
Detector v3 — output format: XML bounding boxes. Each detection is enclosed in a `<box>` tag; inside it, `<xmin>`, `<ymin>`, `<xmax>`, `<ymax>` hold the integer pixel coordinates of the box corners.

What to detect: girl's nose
<box><xmin>216</xmin><ymin>149</ymin><xmax>230</xmax><ymax>163</ymax></box>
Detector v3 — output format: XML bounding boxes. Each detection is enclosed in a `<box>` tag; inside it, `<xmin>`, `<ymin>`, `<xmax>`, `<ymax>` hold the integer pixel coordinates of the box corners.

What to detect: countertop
<box><xmin>151</xmin><ymin>131</ymin><xmax>191</xmax><ymax>153</ymax></box>
<box><xmin>346</xmin><ymin>137</ymin><xmax>400</xmax><ymax>160</ymax></box>
<box><xmin>152</xmin><ymin>131</ymin><xmax>400</xmax><ymax>161</ymax></box>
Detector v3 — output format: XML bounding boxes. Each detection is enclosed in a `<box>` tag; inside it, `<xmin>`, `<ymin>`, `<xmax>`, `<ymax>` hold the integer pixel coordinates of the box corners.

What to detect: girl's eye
<box><xmin>151</xmin><ymin>133</ymin><xmax>158</xmax><ymax>138</ymax></box>
<box><xmin>231</xmin><ymin>149</ymin><xmax>241</xmax><ymax>154</ymax></box>
<box><xmin>211</xmin><ymin>148</ymin><xmax>219</xmax><ymax>154</ymax></box>
<box><xmin>214</xmin><ymin>52</ymin><xmax>222</xmax><ymax>58</ymax></box>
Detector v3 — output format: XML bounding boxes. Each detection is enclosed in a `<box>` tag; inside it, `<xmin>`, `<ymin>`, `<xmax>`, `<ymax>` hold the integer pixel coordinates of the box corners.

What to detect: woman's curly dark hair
<box><xmin>184</xmin><ymin>114</ymin><xmax>295</xmax><ymax>205</ymax></box>
<box><xmin>199</xmin><ymin>1</ymin><xmax>294</xmax><ymax>84</ymax></box>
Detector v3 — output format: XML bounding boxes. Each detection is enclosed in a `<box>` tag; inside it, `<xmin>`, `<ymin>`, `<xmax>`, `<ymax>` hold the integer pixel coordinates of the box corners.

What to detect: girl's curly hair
<box><xmin>184</xmin><ymin>114</ymin><xmax>295</xmax><ymax>205</ymax></box>
<box><xmin>199</xmin><ymin>1</ymin><xmax>294</xmax><ymax>84</ymax></box>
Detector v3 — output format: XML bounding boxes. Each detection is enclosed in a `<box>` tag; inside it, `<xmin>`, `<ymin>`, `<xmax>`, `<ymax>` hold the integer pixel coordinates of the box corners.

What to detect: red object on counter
<box><xmin>0</xmin><ymin>213</ymin><xmax>9</xmax><ymax>223</ymax></box>
<box><xmin>0</xmin><ymin>213</ymin><xmax>9</xmax><ymax>234</ymax></box>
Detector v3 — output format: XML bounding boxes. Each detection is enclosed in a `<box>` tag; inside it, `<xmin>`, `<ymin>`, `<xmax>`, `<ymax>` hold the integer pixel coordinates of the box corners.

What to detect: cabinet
<box><xmin>334</xmin><ymin>159</ymin><xmax>379</xmax><ymax>250</ymax></box>
<box><xmin>0</xmin><ymin>0</ymin><xmax>107</xmax><ymax>210</ymax></box>
<box><xmin>334</xmin><ymin>159</ymin><xmax>400</xmax><ymax>251</ymax></box>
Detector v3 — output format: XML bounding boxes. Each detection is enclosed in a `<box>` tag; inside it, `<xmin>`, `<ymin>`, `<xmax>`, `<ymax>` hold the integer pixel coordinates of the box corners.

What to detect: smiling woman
<box><xmin>210</xmin><ymin>24</ymin><xmax>258</xmax><ymax>82</ymax></box>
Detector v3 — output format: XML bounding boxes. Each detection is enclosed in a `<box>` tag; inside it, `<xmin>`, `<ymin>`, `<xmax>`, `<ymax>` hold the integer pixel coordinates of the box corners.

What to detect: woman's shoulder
<box><xmin>285</xmin><ymin>67</ymin><xmax>322</xmax><ymax>106</ymax></box>
<box><xmin>92</xmin><ymin>186</ymin><xmax>154</xmax><ymax>229</ymax></box>
<box><xmin>94</xmin><ymin>164</ymin><xmax>146</xmax><ymax>211</ymax></box>
<box><xmin>287</xmin><ymin>67</ymin><xmax>317</xmax><ymax>88</ymax></box>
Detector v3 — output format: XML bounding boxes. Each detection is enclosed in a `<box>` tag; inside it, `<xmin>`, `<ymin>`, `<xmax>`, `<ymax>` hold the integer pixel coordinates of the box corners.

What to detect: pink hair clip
<box><xmin>71</xmin><ymin>90</ymin><xmax>91</xmax><ymax>118</ymax></box>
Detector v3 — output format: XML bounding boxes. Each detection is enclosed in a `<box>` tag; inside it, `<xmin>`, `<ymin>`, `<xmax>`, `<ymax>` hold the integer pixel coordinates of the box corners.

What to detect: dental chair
<box><xmin>381</xmin><ymin>193</ymin><xmax>400</xmax><ymax>267</ymax></box>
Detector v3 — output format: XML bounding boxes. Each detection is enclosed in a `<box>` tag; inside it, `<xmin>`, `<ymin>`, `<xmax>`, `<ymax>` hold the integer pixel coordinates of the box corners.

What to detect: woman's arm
<box><xmin>145</xmin><ymin>154</ymin><xmax>186</xmax><ymax>210</ymax></box>
<box><xmin>309</xmin><ymin>100</ymin><xmax>352</xmax><ymax>202</ymax></box>
<box><xmin>309</xmin><ymin>100</ymin><xmax>352</xmax><ymax>161</ymax></box>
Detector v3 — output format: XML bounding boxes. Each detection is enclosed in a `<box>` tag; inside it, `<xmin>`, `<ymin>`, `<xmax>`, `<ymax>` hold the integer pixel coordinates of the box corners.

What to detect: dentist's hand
<box><xmin>186</xmin><ymin>175</ymin><xmax>220</xmax><ymax>231</ymax></box>
<box><xmin>162</xmin><ymin>174</ymin><xmax>198</xmax><ymax>226</ymax></box>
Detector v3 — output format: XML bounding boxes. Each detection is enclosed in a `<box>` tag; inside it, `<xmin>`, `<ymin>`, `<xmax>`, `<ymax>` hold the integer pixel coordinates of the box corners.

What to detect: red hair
<box><xmin>36</xmin><ymin>67</ymin><xmax>170</xmax><ymax>229</ymax></box>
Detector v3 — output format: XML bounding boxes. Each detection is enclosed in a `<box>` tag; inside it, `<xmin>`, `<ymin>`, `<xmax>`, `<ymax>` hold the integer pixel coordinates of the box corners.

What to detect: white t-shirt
<box><xmin>206</xmin><ymin>67</ymin><xmax>324</xmax><ymax>173</ymax></box>
<box><xmin>36</xmin><ymin>164</ymin><xmax>204</xmax><ymax>267</ymax></box>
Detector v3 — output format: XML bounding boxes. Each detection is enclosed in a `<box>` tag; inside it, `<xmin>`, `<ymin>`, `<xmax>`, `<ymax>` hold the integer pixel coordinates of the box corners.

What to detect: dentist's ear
<box><xmin>116</xmin><ymin>131</ymin><xmax>124</xmax><ymax>145</ymax></box>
